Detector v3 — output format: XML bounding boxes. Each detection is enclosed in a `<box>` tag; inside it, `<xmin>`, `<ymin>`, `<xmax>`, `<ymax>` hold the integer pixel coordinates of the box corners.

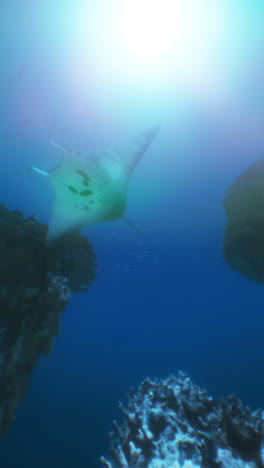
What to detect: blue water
<box><xmin>2</xmin><ymin>1</ymin><xmax>264</xmax><ymax>467</ymax></box>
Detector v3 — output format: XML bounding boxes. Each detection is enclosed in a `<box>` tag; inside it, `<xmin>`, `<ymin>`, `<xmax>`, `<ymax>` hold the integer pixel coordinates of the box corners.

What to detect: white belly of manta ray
<box><xmin>32</xmin><ymin>126</ymin><xmax>159</xmax><ymax>242</ymax></box>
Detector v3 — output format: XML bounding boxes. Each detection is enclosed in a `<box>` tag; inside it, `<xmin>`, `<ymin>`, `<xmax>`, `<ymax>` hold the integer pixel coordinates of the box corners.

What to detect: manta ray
<box><xmin>33</xmin><ymin>126</ymin><xmax>159</xmax><ymax>242</ymax></box>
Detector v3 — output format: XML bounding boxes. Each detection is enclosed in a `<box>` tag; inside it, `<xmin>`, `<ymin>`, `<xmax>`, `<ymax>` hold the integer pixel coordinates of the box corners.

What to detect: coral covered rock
<box><xmin>223</xmin><ymin>159</ymin><xmax>264</xmax><ymax>283</ymax></box>
<box><xmin>101</xmin><ymin>372</ymin><xmax>264</xmax><ymax>468</ymax></box>
<box><xmin>0</xmin><ymin>203</ymin><xmax>96</xmax><ymax>434</ymax></box>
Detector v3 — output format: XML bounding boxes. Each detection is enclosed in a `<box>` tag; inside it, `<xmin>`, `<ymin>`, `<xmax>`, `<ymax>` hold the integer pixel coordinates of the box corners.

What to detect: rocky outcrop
<box><xmin>223</xmin><ymin>159</ymin><xmax>264</xmax><ymax>283</ymax></box>
<box><xmin>101</xmin><ymin>372</ymin><xmax>264</xmax><ymax>468</ymax></box>
<box><xmin>0</xmin><ymin>203</ymin><xmax>96</xmax><ymax>434</ymax></box>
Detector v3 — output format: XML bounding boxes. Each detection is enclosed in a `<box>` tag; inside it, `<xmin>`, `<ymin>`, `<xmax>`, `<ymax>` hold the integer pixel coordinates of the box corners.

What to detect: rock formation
<box><xmin>0</xmin><ymin>203</ymin><xmax>96</xmax><ymax>434</ymax></box>
<box><xmin>101</xmin><ymin>372</ymin><xmax>264</xmax><ymax>468</ymax></box>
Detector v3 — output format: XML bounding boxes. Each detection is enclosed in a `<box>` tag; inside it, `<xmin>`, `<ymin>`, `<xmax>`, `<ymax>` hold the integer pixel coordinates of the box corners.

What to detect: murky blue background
<box><xmin>1</xmin><ymin>1</ymin><xmax>264</xmax><ymax>466</ymax></box>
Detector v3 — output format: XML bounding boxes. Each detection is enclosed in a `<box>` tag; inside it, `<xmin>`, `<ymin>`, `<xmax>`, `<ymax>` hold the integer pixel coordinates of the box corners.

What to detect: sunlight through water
<box><xmin>76</xmin><ymin>0</ymin><xmax>230</xmax><ymax>95</ymax></box>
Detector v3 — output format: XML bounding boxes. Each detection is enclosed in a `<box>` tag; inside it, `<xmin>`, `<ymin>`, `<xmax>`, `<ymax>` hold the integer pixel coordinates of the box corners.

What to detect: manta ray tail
<box><xmin>122</xmin><ymin>216</ymin><xmax>143</xmax><ymax>233</ymax></box>
<box><xmin>32</xmin><ymin>127</ymin><xmax>158</xmax><ymax>242</ymax></box>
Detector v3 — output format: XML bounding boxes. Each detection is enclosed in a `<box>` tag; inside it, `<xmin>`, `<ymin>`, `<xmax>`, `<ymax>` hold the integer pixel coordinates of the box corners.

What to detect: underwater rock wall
<box><xmin>223</xmin><ymin>159</ymin><xmax>264</xmax><ymax>284</ymax></box>
<box><xmin>101</xmin><ymin>372</ymin><xmax>264</xmax><ymax>468</ymax></box>
<box><xmin>0</xmin><ymin>203</ymin><xmax>96</xmax><ymax>434</ymax></box>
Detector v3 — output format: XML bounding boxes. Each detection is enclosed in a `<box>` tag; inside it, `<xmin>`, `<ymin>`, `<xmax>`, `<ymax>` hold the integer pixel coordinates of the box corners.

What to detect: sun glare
<box><xmin>82</xmin><ymin>0</ymin><xmax>228</xmax><ymax>92</ymax></box>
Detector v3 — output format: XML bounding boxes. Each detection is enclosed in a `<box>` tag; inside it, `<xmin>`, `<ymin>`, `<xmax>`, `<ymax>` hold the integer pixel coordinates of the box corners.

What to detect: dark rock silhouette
<box><xmin>224</xmin><ymin>159</ymin><xmax>264</xmax><ymax>284</ymax></box>
<box><xmin>0</xmin><ymin>203</ymin><xmax>96</xmax><ymax>434</ymax></box>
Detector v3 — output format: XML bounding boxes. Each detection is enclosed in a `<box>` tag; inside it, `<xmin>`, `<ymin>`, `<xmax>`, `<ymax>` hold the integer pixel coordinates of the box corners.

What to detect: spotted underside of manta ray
<box><xmin>33</xmin><ymin>127</ymin><xmax>159</xmax><ymax>242</ymax></box>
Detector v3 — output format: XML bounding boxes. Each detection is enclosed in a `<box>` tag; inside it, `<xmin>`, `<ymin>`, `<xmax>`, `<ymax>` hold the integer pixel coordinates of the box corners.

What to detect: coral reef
<box><xmin>223</xmin><ymin>159</ymin><xmax>264</xmax><ymax>283</ymax></box>
<box><xmin>101</xmin><ymin>372</ymin><xmax>264</xmax><ymax>468</ymax></box>
<box><xmin>0</xmin><ymin>203</ymin><xmax>96</xmax><ymax>434</ymax></box>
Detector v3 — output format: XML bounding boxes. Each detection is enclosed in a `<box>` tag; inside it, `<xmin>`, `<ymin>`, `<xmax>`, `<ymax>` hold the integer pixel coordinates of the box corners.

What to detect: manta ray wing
<box><xmin>103</xmin><ymin>125</ymin><xmax>160</xmax><ymax>175</ymax></box>
<box><xmin>47</xmin><ymin>151</ymin><xmax>127</xmax><ymax>242</ymax></box>
<box><xmin>33</xmin><ymin>126</ymin><xmax>159</xmax><ymax>242</ymax></box>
